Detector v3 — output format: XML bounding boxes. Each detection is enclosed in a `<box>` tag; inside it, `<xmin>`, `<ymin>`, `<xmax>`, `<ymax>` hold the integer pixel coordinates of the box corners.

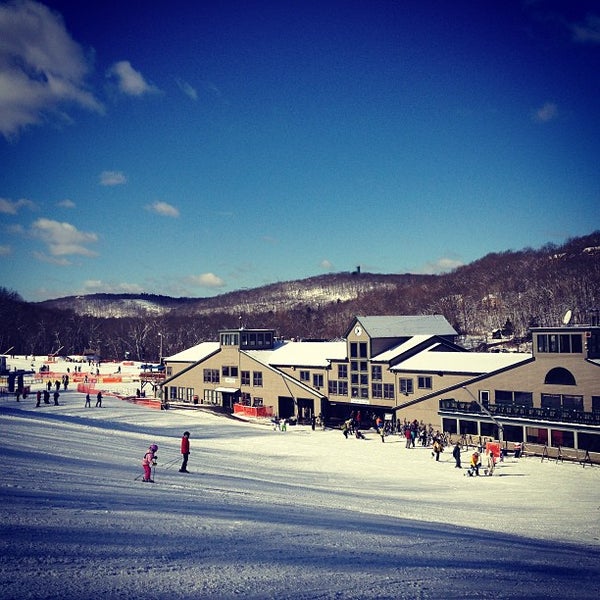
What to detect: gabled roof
<box><xmin>348</xmin><ymin>315</ymin><xmax>457</xmax><ymax>338</ymax></box>
<box><xmin>245</xmin><ymin>340</ymin><xmax>346</xmax><ymax>368</ymax></box>
<box><xmin>372</xmin><ymin>335</ymin><xmax>437</xmax><ymax>362</ymax></box>
<box><xmin>392</xmin><ymin>348</ymin><xmax>531</xmax><ymax>375</ymax></box>
<box><xmin>165</xmin><ymin>342</ymin><xmax>220</xmax><ymax>362</ymax></box>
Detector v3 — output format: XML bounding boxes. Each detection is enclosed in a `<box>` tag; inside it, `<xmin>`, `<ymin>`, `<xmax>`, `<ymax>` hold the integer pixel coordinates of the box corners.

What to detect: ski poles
<box><xmin>134</xmin><ymin>455</ymin><xmax>180</xmax><ymax>481</ymax></box>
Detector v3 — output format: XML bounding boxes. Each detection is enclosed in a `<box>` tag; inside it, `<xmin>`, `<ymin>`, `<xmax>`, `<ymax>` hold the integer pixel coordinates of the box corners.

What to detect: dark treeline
<box><xmin>1</xmin><ymin>232</ymin><xmax>599</xmax><ymax>361</ymax></box>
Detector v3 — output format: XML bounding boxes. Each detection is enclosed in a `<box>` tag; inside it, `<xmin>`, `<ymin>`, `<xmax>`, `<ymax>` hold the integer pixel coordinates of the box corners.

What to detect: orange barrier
<box><xmin>486</xmin><ymin>441</ymin><xmax>501</xmax><ymax>457</ymax></box>
<box><xmin>233</xmin><ymin>403</ymin><xmax>274</xmax><ymax>418</ymax></box>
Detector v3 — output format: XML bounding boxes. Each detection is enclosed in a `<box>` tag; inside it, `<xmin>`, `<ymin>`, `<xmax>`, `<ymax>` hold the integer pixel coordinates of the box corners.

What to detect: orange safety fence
<box><xmin>233</xmin><ymin>403</ymin><xmax>274</xmax><ymax>418</ymax></box>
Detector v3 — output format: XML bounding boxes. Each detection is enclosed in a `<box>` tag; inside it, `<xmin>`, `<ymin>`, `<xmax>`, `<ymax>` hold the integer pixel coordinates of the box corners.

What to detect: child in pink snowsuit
<box><xmin>142</xmin><ymin>444</ymin><xmax>158</xmax><ymax>482</ymax></box>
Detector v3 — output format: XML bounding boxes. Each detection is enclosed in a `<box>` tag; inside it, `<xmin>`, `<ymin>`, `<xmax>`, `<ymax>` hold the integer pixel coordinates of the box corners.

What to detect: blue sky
<box><xmin>1</xmin><ymin>0</ymin><xmax>599</xmax><ymax>302</ymax></box>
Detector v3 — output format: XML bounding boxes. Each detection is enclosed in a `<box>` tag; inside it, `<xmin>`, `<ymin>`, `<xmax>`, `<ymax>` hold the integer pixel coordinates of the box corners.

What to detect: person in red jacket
<box><xmin>179</xmin><ymin>431</ymin><xmax>190</xmax><ymax>473</ymax></box>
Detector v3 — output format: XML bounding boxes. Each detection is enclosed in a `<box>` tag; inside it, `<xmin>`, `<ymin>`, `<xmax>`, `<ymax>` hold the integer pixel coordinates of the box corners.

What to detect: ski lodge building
<box><xmin>160</xmin><ymin>315</ymin><xmax>600</xmax><ymax>453</ymax></box>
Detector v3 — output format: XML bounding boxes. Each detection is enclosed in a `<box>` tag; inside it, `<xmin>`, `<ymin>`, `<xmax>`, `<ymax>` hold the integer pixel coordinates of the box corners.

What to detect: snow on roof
<box><xmin>165</xmin><ymin>342</ymin><xmax>220</xmax><ymax>363</ymax></box>
<box><xmin>391</xmin><ymin>349</ymin><xmax>532</xmax><ymax>374</ymax></box>
<box><xmin>245</xmin><ymin>340</ymin><xmax>346</xmax><ymax>368</ymax></box>
<box><xmin>356</xmin><ymin>315</ymin><xmax>457</xmax><ymax>338</ymax></box>
<box><xmin>371</xmin><ymin>335</ymin><xmax>437</xmax><ymax>362</ymax></box>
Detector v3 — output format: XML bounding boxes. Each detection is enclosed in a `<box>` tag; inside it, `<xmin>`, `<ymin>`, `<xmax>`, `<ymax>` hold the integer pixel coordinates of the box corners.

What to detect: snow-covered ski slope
<box><xmin>1</xmin><ymin>390</ymin><xmax>599</xmax><ymax>599</ymax></box>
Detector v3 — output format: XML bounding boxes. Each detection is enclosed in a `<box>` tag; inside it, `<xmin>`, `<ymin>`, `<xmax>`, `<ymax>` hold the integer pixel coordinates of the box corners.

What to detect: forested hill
<box><xmin>1</xmin><ymin>231</ymin><xmax>599</xmax><ymax>359</ymax></box>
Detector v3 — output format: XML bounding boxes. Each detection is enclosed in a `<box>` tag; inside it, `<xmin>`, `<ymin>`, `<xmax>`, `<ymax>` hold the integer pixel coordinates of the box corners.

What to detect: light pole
<box><xmin>158</xmin><ymin>332</ymin><xmax>163</xmax><ymax>364</ymax></box>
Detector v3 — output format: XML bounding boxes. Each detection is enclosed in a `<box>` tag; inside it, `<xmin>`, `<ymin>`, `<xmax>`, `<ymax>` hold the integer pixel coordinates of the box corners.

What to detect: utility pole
<box><xmin>462</xmin><ymin>385</ymin><xmax>504</xmax><ymax>443</ymax></box>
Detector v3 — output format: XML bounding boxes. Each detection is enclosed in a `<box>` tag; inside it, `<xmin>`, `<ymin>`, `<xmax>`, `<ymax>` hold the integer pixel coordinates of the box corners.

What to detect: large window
<box><xmin>541</xmin><ymin>393</ymin><xmax>583</xmax><ymax>411</ymax></box>
<box><xmin>350</xmin><ymin>342</ymin><xmax>368</xmax><ymax>358</ymax></box>
<box><xmin>313</xmin><ymin>374</ymin><xmax>324</xmax><ymax>388</ymax></box>
<box><xmin>222</xmin><ymin>366</ymin><xmax>238</xmax><ymax>377</ymax></box>
<box><xmin>252</xmin><ymin>371</ymin><xmax>263</xmax><ymax>387</ymax></box>
<box><xmin>418</xmin><ymin>376</ymin><xmax>432</xmax><ymax>390</ymax></box>
<box><xmin>372</xmin><ymin>365</ymin><xmax>382</xmax><ymax>381</ymax></box>
<box><xmin>537</xmin><ymin>333</ymin><xmax>583</xmax><ymax>354</ymax></box>
<box><xmin>383</xmin><ymin>383</ymin><xmax>395</xmax><ymax>399</ymax></box>
<box><xmin>329</xmin><ymin>380</ymin><xmax>348</xmax><ymax>396</ymax></box>
<box><xmin>241</xmin><ymin>370</ymin><xmax>250</xmax><ymax>385</ymax></box>
<box><xmin>544</xmin><ymin>367</ymin><xmax>576</xmax><ymax>385</ymax></box>
<box><xmin>541</xmin><ymin>394</ymin><xmax>561</xmax><ymax>409</ymax></box>
<box><xmin>399</xmin><ymin>378</ymin><xmax>413</xmax><ymax>394</ymax></box>
<box><xmin>494</xmin><ymin>390</ymin><xmax>533</xmax><ymax>407</ymax></box>
<box><xmin>203</xmin><ymin>369</ymin><xmax>219</xmax><ymax>383</ymax></box>
<box><xmin>338</xmin><ymin>364</ymin><xmax>348</xmax><ymax>379</ymax></box>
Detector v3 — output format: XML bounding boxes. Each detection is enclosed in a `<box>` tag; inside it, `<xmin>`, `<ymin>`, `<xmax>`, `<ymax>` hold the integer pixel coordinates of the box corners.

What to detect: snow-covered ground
<box><xmin>1</xmin><ymin>357</ymin><xmax>600</xmax><ymax>599</ymax></box>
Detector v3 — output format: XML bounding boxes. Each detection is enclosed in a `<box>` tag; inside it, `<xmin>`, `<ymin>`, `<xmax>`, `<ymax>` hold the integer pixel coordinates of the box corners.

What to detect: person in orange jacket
<box><xmin>469</xmin><ymin>451</ymin><xmax>481</xmax><ymax>476</ymax></box>
<box><xmin>179</xmin><ymin>431</ymin><xmax>190</xmax><ymax>473</ymax></box>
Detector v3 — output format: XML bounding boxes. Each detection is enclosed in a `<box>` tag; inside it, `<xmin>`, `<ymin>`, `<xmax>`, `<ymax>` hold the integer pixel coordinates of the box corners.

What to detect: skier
<box><xmin>96</xmin><ymin>391</ymin><xmax>102</xmax><ymax>407</ymax></box>
<box><xmin>85</xmin><ymin>393</ymin><xmax>91</xmax><ymax>407</ymax></box>
<box><xmin>452</xmin><ymin>442</ymin><xmax>462</xmax><ymax>468</ymax></box>
<box><xmin>486</xmin><ymin>450</ymin><xmax>496</xmax><ymax>476</ymax></box>
<box><xmin>432</xmin><ymin>438</ymin><xmax>443</xmax><ymax>461</ymax></box>
<box><xmin>468</xmin><ymin>451</ymin><xmax>481</xmax><ymax>476</ymax></box>
<box><xmin>179</xmin><ymin>431</ymin><xmax>190</xmax><ymax>473</ymax></box>
<box><xmin>142</xmin><ymin>444</ymin><xmax>158</xmax><ymax>482</ymax></box>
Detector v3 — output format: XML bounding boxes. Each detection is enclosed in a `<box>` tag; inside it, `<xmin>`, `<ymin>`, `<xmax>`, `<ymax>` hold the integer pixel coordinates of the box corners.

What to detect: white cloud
<box><xmin>0</xmin><ymin>0</ymin><xmax>103</xmax><ymax>138</ymax></box>
<box><xmin>57</xmin><ymin>198</ymin><xmax>76</xmax><ymax>208</ymax></box>
<box><xmin>145</xmin><ymin>201</ymin><xmax>180</xmax><ymax>218</ymax></box>
<box><xmin>320</xmin><ymin>259</ymin><xmax>334</xmax><ymax>270</ymax></box>
<box><xmin>30</xmin><ymin>218</ymin><xmax>98</xmax><ymax>258</ymax></box>
<box><xmin>533</xmin><ymin>102</ymin><xmax>558</xmax><ymax>123</ymax></box>
<box><xmin>82</xmin><ymin>279</ymin><xmax>144</xmax><ymax>294</ymax></box>
<box><xmin>570</xmin><ymin>14</ymin><xmax>600</xmax><ymax>44</ymax></box>
<box><xmin>175</xmin><ymin>78</ymin><xmax>198</xmax><ymax>101</ymax></box>
<box><xmin>420</xmin><ymin>257</ymin><xmax>463</xmax><ymax>274</ymax></box>
<box><xmin>0</xmin><ymin>197</ymin><xmax>36</xmax><ymax>214</ymax></box>
<box><xmin>0</xmin><ymin>244</ymin><xmax>12</xmax><ymax>256</ymax></box>
<box><xmin>100</xmin><ymin>170</ymin><xmax>127</xmax><ymax>186</ymax></box>
<box><xmin>186</xmin><ymin>273</ymin><xmax>226</xmax><ymax>289</ymax></box>
<box><xmin>32</xmin><ymin>251</ymin><xmax>71</xmax><ymax>266</ymax></box>
<box><xmin>107</xmin><ymin>60</ymin><xmax>159</xmax><ymax>96</ymax></box>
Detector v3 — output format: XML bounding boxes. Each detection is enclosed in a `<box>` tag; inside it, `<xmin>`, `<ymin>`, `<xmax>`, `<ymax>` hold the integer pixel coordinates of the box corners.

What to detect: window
<box><xmin>372</xmin><ymin>383</ymin><xmax>382</xmax><ymax>398</ymax></box>
<box><xmin>329</xmin><ymin>380</ymin><xmax>348</xmax><ymax>396</ymax></box>
<box><xmin>495</xmin><ymin>390</ymin><xmax>513</xmax><ymax>405</ymax></box>
<box><xmin>222</xmin><ymin>366</ymin><xmax>238</xmax><ymax>377</ymax></box>
<box><xmin>537</xmin><ymin>333</ymin><xmax>583</xmax><ymax>354</ymax></box>
<box><xmin>240</xmin><ymin>392</ymin><xmax>251</xmax><ymax>405</ymax></box>
<box><xmin>253</xmin><ymin>371</ymin><xmax>263</xmax><ymax>387</ymax></box>
<box><xmin>220</xmin><ymin>332</ymin><xmax>239</xmax><ymax>346</ymax></box>
<box><xmin>418</xmin><ymin>376</ymin><xmax>432</xmax><ymax>389</ymax></box>
<box><xmin>372</xmin><ymin>365</ymin><xmax>382</xmax><ymax>381</ymax></box>
<box><xmin>313</xmin><ymin>374</ymin><xmax>324</xmax><ymax>388</ymax></box>
<box><xmin>300</xmin><ymin>370</ymin><xmax>310</xmax><ymax>382</ymax></box>
<box><xmin>384</xmin><ymin>383</ymin><xmax>395</xmax><ymax>399</ymax></box>
<box><xmin>513</xmin><ymin>391</ymin><xmax>533</xmax><ymax>407</ymax></box>
<box><xmin>541</xmin><ymin>394</ymin><xmax>561</xmax><ymax>409</ymax></box>
<box><xmin>186</xmin><ymin>388</ymin><xmax>194</xmax><ymax>403</ymax></box>
<box><xmin>495</xmin><ymin>390</ymin><xmax>533</xmax><ymax>406</ymax></box>
<box><xmin>350</xmin><ymin>342</ymin><xmax>367</xmax><ymax>358</ymax></box>
<box><xmin>338</xmin><ymin>364</ymin><xmax>348</xmax><ymax>379</ymax></box>
<box><xmin>544</xmin><ymin>367</ymin><xmax>576</xmax><ymax>385</ymax></box>
<box><xmin>241</xmin><ymin>370</ymin><xmax>250</xmax><ymax>385</ymax></box>
<box><xmin>562</xmin><ymin>395</ymin><xmax>583</xmax><ymax>411</ymax></box>
<box><xmin>399</xmin><ymin>378</ymin><xmax>413</xmax><ymax>394</ymax></box>
<box><xmin>203</xmin><ymin>369</ymin><xmax>219</xmax><ymax>383</ymax></box>
<box><xmin>166</xmin><ymin>366</ymin><xmax>172</xmax><ymax>376</ymax></box>
<box><xmin>593</xmin><ymin>396</ymin><xmax>600</xmax><ymax>413</ymax></box>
